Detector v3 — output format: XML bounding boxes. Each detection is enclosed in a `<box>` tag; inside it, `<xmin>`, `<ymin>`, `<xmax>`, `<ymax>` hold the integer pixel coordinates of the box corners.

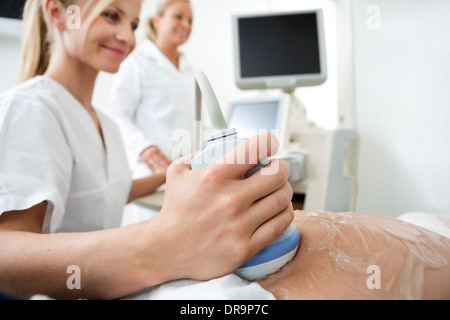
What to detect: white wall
<box><xmin>352</xmin><ymin>0</ymin><xmax>450</xmax><ymax>216</ymax></box>
<box><xmin>0</xmin><ymin>36</ymin><xmax>21</xmax><ymax>92</ymax></box>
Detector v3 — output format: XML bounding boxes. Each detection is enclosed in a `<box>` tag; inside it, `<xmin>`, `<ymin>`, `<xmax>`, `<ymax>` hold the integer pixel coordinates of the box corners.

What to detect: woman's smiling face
<box><xmin>154</xmin><ymin>1</ymin><xmax>193</xmax><ymax>47</ymax></box>
<box><xmin>61</xmin><ymin>0</ymin><xmax>142</xmax><ymax>73</ymax></box>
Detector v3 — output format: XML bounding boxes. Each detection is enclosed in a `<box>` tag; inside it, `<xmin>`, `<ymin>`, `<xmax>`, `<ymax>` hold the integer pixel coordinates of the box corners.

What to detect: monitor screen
<box><xmin>0</xmin><ymin>0</ymin><xmax>26</xmax><ymax>37</ymax></box>
<box><xmin>227</xmin><ymin>99</ymin><xmax>283</xmax><ymax>139</ymax></box>
<box><xmin>0</xmin><ymin>0</ymin><xmax>26</xmax><ymax>19</ymax></box>
<box><xmin>233</xmin><ymin>9</ymin><xmax>327</xmax><ymax>91</ymax></box>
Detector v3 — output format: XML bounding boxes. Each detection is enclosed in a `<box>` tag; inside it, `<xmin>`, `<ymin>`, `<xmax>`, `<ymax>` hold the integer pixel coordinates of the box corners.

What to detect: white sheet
<box><xmin>123</xmin><ymin>274</ymin><xmax>275</xmax><ymax>300</ymax></box>
<box><xmin>397</xmin><ymin>212</ymin><xmax>450</xmax><ymax>239</ymax></box>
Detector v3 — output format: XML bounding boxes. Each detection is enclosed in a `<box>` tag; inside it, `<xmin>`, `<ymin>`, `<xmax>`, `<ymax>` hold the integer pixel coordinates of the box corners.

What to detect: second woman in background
<box><xmin>107</xmin><ymin>0</ymin><xmax>195</xmax><ymax>179</ymax></box>
<box><xmin>106</xmin><ymin>0</ymin><xmax>195</xmax><ymax>222</ymax></box>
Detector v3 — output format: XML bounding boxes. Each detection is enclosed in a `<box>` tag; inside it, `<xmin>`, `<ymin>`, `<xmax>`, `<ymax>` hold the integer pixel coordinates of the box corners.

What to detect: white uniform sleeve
<box><xmin>106</xmin><ymin>54</ymin><xmax>156</xmax><ymax>161</ymax></box>
<box><xmin>0</xmin><ymin>95</ymin><xmax>72</xmax><ymax>233</ymax></box>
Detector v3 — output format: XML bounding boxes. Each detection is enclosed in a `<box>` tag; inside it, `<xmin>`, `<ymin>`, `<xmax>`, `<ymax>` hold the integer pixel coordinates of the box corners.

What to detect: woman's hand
<box><xmin>140</xmin><ymin>146</ymin><xmax>171</xmax><ymax>173</ymax></box>
<box><xmin>141</xmin><ymin>133</ymin><xmax>295</xmax><ymax>282</ymax></box>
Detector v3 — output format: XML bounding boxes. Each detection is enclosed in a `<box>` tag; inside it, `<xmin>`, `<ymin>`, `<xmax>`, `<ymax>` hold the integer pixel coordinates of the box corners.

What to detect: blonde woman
<box><xmin>106</xmin><ymin>0</ymin><xmax>195</xmax><ymax>180</ymax></box>
<box><xmin>105</xmin><ymin>0</ymin><xmax>196</xmax><ymax>224</ymax></box>
<box><xmin>0</xmin><ymin>0</ymin><xmax>294</xmax><ymax>300</ymax></box>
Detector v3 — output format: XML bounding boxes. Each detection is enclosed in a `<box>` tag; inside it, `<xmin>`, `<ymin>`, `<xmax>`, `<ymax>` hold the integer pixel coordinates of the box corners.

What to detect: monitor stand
<box><xmin>279</xmin><ymin>89</ymin><xmax>358</xmax><ymax>213</ymax></box>
<box><xmin>279</xmin><ymin>89</ymin><xmax>318</xmax><ymax>151</ymax></box>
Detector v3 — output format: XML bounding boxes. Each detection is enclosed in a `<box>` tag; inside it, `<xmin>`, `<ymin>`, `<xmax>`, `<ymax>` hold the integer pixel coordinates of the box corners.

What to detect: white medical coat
<box><xmin>106</xmin><ymin>39</ymin><xmax>196</xmax><ymax>178</ymax></box>
<box><xmin>0</xmin><ymin>77</ymin><xmax>132</xmax><ymax>234</ymax></box>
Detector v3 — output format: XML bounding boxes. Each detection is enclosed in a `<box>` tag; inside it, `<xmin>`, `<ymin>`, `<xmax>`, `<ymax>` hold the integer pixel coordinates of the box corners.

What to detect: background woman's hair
<box><xmin>18</xmin><ymin>0</ymin><xmax>116</xmax><ymax>83</ymax></box>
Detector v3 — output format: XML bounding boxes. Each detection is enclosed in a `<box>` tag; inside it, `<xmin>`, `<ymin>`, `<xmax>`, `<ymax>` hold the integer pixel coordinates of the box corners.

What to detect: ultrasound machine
<box><xmin>229</xmin><ymin>9</ymin><xmax>357</xmax><ymax>212</ymax></box>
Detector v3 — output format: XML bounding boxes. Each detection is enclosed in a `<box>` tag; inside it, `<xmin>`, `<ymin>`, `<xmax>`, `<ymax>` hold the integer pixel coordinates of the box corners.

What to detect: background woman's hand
<box><xmin>140</xmin><ymin>145</ymin><xmax>171</xmax><ymax>172</ymax></box>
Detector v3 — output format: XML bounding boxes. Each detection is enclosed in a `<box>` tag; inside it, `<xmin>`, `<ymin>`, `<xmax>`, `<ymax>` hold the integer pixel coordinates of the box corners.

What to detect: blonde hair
<box><xmin>18</xmin><ymin>0</ymin><xmax>116</xmax><ymax>83</ymax></box>
<box><xmin>146</xmin><ymin>0</ymin><xmax>191</xmax><ymax>43</ymax></box>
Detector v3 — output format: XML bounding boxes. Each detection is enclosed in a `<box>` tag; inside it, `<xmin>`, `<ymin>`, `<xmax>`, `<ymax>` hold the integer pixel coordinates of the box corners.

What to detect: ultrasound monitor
<box><xmin>232</xmin><ymin>9</ymin><xmax>327</xmax><ymax>91</ymax></box>
<box><xmin>0</xmin><ymin>0</ymin><xmax>26</xmax><ymax>37</ymax></box>
<box><xmin>227</xmin><ymin>97</ymin><xmax>287</xmax><ymax>141</ymax></box>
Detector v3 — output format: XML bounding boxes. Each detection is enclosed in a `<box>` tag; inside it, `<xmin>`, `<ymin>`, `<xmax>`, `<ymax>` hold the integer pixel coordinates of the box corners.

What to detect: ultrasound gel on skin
<box><xmin>191</xmin><ymin>71</ymin><xmax>300</xmax><ymax>280</ymax></box>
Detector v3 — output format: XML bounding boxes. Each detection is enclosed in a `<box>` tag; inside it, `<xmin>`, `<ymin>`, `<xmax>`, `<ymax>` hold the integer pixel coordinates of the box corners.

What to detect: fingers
<box><xmin>235</xmin><ymin>158</ymin><xmax>290</xmax><ymax>204</ymax></box>
<box><xmin>140</xmin><ymin>146</ymin><xmax>172</xmax><ymax>172</ymax></box>
<box><xmin>236</xmin><ymin>159</ymin><xmax>294</xmax><ymax>258</ymax></box>
<box><xmin>219</xmin><ymin>133</ymin><xmax>280</xmax><ymax>179</ymax></box>
<box><xmin>168</xmin><ymin>133</ymin><xmax>280</xmax><ymax>180</ymax></box>
<box><xmin>245</xmin><ymin>180</ymin><xmax>294</xmax><ymax>231</ymax></box>
<box><xmin>249</xmin><ymin>199</ymin><xmax>295</xmax><ymax>258</ymax></box>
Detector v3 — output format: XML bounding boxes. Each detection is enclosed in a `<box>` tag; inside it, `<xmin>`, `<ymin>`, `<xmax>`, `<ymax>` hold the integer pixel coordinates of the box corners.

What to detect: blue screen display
<box><xmin>228</xmin><ymin>100</ymin><xmax>280</xmax><ymax>138</ymax></box>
